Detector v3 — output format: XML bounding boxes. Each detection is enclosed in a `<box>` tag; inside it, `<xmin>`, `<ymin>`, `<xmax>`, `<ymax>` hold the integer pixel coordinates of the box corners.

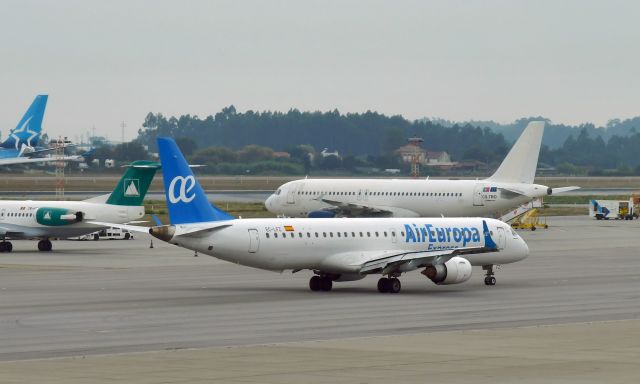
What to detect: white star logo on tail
<box><xmin>10</xmin><ymin>115</ymin><xmax>39</xmax><ymax>149</ymax></box>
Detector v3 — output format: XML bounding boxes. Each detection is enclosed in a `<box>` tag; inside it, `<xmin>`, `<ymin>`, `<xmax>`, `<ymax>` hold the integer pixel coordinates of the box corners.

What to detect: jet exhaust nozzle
<box><xmin>149</xmin><ymin>225</ymin><xmax>176</xmax><ymax>242</ymax></box>
<box><xmin>547</xmin><ymin>187</ymin><xmax>553</xmax><ymax>195</ymax></box>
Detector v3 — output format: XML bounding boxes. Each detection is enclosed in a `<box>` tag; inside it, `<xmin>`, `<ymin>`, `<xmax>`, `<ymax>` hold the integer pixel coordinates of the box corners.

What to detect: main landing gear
<box><xmin>377</xmin><ymin>277</ymin><xmax>401</xmax><ymax>293</ymax></box>
<box><xmin>0</xmin><ymin>241</ymin><xmax>13</xmax><ymax>253</ymax></box>
<box><xmin>483</xmin><ymin>265</ymin><xmax>496</xmax><ymax>286</ymax></box>
<box><xmin>309</xmin><ymin>275</ymin><xmax>333</xmax><ymax>291</ymax></box>
<box><xmin>38</xmin><ymin>239</ymin><xmax>53</xmax><ymax>252</ymax></box>
<box><xmin>308</xmin><ymin>273</ymin><xmax>403</xmax><ymax>293</ymax></box>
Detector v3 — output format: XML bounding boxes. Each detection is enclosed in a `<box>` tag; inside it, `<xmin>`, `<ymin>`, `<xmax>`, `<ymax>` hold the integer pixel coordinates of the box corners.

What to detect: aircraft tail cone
<box><xmin>149</xmin><ymin>225</ymin><xmax>175</xmax><ymax>242</ymax></box>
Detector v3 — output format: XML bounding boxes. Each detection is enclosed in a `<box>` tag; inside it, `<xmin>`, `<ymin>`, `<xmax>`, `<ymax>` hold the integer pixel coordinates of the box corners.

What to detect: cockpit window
<box><xmin>275</xmin><ymin>188</ymin><xmax>281</xmax><ymax>195</ymax></box>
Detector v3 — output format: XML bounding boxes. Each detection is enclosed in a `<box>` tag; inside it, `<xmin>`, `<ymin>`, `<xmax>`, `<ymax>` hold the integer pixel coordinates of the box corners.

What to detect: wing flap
<box><xmin>358</xmin><ymin>245</ymin><xmax>497</xmax><ymax>274</ymax></box>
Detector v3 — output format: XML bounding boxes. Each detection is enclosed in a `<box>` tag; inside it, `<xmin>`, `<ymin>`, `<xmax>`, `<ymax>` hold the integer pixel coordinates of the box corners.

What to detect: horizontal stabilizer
<box><xmin>87</xmin><ymin>221</ymin><xmax>150</xmax><ymax>233</ymax></box>
<box><xmin>550</xmin><ymin>186</ymin><xmax>580</xmax><ymax>194</ymax></box>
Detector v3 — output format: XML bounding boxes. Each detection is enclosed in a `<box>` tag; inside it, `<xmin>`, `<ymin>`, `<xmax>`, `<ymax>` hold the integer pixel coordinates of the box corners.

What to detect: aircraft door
<box><xmin>286</xmin><ymin>185</ymin><xmax>297</xmax><ymax>204</ymax></box>
<box><xmin>364</xmin><ymin>189</ymin><xmax>369</xmax><ymax>201</ymax></box>
<box><xmin>248</xmin><ymin>229</ymin><xmax>260</xmax><ymax>253</ymax></box>
<box><xmin>473</xmin><ymin>184</ymin><xmax>484</xmax><ymax>206</ymax></box>
<box><xmin>0</xmin><ymin>208</ymin><xmax>4</xmax><ymax>222</ymax></box>
<box><xmin>390</xmin><ymin>228</ymin><xmax>397</xmax><ymax>243</ymax></box>
<box><xmin>496</xmin><ymin>227</ymin><xmax>506</xmax><ymax>250</ymax></box>
<box><xmin>357</xmin><ymin>189</ymin><xmax>363</xmax><ymax>201</ymax></box>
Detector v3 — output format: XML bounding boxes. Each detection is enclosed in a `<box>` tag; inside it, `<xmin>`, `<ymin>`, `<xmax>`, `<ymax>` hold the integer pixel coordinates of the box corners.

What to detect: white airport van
<box><xmin>71</xmin><ymin>227</ymin><xmax>134</xmax><ymax>241</ymax></box>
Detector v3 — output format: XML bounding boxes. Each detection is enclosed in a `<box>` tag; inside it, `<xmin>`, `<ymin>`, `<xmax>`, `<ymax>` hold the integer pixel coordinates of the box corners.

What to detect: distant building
<box><xmin>425</xmin><ymin>151</ymin><xmax>452</xmax><ymax>165</ymax></box>
<box><xmin>396</xmin><ymin>138</ymin><xmax>458</xmax><ymax>171</ymax></box>
<box><xmin>272</xmin><ymin>151</ymin><xmax>291</xmax><ymax>159</ymax></box>
<box><xmin>396</xmin><ymin>137</ymin><xmax>425</xmax><ymax>164</ymax></box>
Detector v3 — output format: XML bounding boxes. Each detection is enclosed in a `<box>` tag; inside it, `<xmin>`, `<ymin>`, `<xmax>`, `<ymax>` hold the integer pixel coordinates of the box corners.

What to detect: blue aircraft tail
<box><xmin>482</xmin><ymin>220</ymin><xmax>498</xmax><ymax>249</ymax></box>
<box><xmin>2</xmin><ymin>95</ymin><xmax>48</xmax><ymax>150</ymax></box>
<box><xmin>157</xmin><ymin>137</ymin><xmax>234</xmax><ymax>224</ymax></box>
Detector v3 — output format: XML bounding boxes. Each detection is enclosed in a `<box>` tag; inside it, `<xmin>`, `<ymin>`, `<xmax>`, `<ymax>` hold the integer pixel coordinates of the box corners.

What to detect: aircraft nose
<box><xmin>520</xmin><ymin>238</ymin><xmax>530</xmax><ymax>259</ymax></box>
<box><xmin>265</xmin><ymin>194</ymin><xmax>275</xmax><ymax>212</ymax></box>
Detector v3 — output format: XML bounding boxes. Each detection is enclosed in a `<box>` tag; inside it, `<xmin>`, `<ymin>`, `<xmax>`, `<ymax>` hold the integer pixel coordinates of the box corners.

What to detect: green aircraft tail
<box><xmin>105</xmin><ymin>160</ymin><xmax>160</xmax><ymax>206</ymax></box>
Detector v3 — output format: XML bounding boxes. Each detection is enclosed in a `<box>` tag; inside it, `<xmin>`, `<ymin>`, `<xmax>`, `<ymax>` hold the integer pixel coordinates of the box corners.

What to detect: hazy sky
<box><xmin>1</xmin><ymin>0</ymin><xmax>639</xmax><ymax>141</ymax></box>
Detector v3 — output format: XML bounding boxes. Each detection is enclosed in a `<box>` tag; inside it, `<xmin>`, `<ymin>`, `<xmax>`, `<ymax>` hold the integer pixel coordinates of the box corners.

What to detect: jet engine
<box><xmin>35</xmin><ymin>208</ymin><xmax>84</xmax><ymax>226</ymax></box>
<box><xmin>421</xmin><ymin>257</ymin><xmax>472</xmax><ymax>285</ymax></box>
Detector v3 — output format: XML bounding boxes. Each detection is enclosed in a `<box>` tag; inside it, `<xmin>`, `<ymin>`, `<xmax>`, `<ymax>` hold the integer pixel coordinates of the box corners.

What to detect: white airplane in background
<box><xmin>0</xmin><ymin>161</ymin><xmax>158</xmax><ymax>252</ymax></box>
<box><xmin>100</xmin><ymin>138</ymin><xmax>530</xmax><ymax>293</ymax></box>
<box><xmin>265</xmin><ymin>121</ymin><xmax>579</xmax><ymax>218</ymax></box>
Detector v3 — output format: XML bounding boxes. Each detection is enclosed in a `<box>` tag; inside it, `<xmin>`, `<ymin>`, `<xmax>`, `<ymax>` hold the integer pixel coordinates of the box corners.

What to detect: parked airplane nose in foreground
<box><xmin>109</xmin><ymin>138</ymin><xmax>531</xmax><ymax>294</ymax></box>
<box><xmin>265</xmin><ymin>121</ymin><xmax>579</xmax><ymax>218</ymax></box>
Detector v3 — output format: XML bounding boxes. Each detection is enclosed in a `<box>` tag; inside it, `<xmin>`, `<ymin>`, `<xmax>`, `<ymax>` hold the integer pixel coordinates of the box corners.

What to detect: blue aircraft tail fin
<box><xmin>482</xmin><ymin>220</ymin><xmax>498</xmax><ymax>249</ymax></box>
<box><xmin>157</xmin><ymin>137</ymin><xmax>234</xmax><ymax>224</ymax></box>
<box><xmin>2</xmin><ymin>95</ymin><xmax>48</xmax><ymax>150</ymax></box>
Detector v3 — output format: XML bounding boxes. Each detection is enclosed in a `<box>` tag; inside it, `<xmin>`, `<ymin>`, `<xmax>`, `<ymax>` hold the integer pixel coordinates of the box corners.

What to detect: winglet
<box><xmin>482</xmin><ymin>220</ymin><xmax>497</xmax><ymax>249</ymax></box>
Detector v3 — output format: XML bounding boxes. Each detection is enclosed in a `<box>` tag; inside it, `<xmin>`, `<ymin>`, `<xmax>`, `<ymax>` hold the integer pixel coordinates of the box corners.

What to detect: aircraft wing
<box><xmin>318</xmin><ymin>198</ymin><xmax>419</xmax><ymax>217</ymax></box>
<box><xmin>357</xmin><ymin>245</ymin><xmax>497</xmax><ymax>275</ymax></box>
<box><xmin>0</xmin><ymin>155</ymin><xmax>83</xmax><ymax>166</ymax></box>
<box><xmin>20</xmin><ymin>144</ymin><xmax>77</xmax><ymax>157</ymax></box>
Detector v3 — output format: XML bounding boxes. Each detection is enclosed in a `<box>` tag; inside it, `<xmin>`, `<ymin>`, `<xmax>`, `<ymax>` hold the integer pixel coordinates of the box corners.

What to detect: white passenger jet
<box><xmin>265</xmin><ymin>121</ymin><xmax>578</xmax><ymax>218</ymax></box>
<box><xmin>0</xmin><ymin>161</ymin><xmax>158</xmax><ymax>252</ymax></box>
<box><xmin>103</xmin><ymin>138</ymin><xmax>530</xmax><ymax>293</ymax></box>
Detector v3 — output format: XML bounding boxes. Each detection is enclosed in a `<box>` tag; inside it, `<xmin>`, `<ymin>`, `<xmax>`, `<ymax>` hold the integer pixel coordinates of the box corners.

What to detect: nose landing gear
<box><xmin>483</xmin><ymin>265</ymin><xmax>497</xmax><ymax>286</ymax></box>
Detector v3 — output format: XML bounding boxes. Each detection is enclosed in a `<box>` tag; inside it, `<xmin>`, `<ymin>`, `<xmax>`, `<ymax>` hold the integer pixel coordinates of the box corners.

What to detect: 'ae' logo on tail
<box><xmin>124</xmin><ymin>179</ymin><xmax>140</xmax><ymax>197</ymax></box>
<box><xmin>168</xmin><ymin>175</ymin><xmax>196</xmax><ymax>203</ymax></box>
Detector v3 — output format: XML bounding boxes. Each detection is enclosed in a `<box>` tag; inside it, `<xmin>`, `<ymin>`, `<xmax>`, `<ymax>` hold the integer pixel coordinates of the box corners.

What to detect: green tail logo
<box><xmin>106</xmin><ymin>160</ymin><xmax>160</xmax><ymax>206</ymax></box>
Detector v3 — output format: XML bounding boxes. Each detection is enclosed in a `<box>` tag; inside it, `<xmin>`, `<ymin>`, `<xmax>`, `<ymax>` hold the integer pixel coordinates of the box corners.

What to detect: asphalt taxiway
<box><xmin>0</xmin><ymin>216</ymin><xmax>639</xmax><ymax>382</ymax></box>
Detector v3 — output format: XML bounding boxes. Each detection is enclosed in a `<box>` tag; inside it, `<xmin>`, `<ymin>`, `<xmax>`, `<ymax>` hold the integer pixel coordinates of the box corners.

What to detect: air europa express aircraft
<box><xmin>265</xmin><ymin>121</ymin><xmax>579</xmax><ymax>218</ymax></box>
<box><xmin>106</xmin><ymin>138</ymin><xmax>530</xmax><ymax>294</ymax></box>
